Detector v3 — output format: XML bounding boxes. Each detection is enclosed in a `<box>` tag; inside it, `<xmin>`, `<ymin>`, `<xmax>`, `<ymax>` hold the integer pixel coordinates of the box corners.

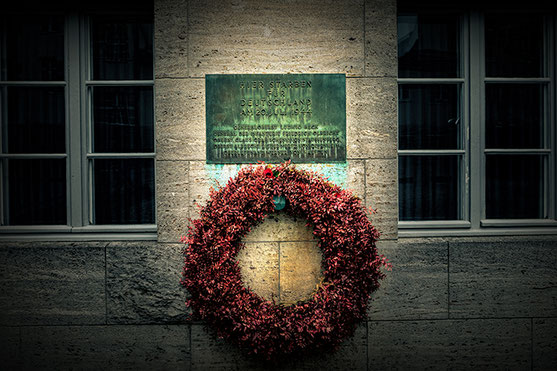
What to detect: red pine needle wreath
<box><xmin>181</xmin><ymin>162</ymin><xmax>389</xmax><ymax>359</ymax></box>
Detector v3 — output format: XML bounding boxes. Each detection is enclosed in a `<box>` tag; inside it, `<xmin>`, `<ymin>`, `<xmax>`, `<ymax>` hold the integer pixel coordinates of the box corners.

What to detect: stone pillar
<box><xmin>154</xmin><ymin>0</ymin><xmax>398</xmax><ymax>244</ymax></box>
<box><xmin>154</xmin><ymin>0</ymin><xmax>398</xmax><ymax>314</ymax></box>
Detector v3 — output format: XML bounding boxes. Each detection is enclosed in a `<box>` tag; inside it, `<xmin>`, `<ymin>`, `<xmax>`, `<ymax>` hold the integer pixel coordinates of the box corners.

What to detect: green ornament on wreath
<box><xmin>181</xmin><ymin>162</ymin><xmax>390</xmax><ymax>359</ymax></box>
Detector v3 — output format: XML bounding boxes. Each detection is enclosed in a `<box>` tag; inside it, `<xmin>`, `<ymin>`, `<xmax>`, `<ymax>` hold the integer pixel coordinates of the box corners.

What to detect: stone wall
<box><xmin>155</xmin><ymin>0</ymin><xmax>398</xmax><ymax>310</ymax></box>
<box><xmin>1</xmin><ymin>237</ymin><xmax>556</xmax><ymax>369</ymax></box>
<box><xmin>154</xmin><ymin>0</ymin><xmax>398</xmax><ymax>313</ymax></box>
<box><xmin>155</xmin><ymin>0</ymin><xmax>399</xmax><ymax>244</ymax></box>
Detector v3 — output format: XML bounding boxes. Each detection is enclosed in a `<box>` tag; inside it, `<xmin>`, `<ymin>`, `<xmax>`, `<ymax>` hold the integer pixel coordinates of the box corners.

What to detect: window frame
<box><xmin>0</xmin><ymin>11</ymin><xmax>157</xmax><ymax>240</ymax></box>
<box><xmin>398</xmin><ymin>10</ymin><xmax>557</xmax><ymax>237</ymax></box>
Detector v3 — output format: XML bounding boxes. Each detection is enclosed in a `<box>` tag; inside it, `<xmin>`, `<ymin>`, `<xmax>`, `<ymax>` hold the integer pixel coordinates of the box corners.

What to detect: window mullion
<box><xmin>1</xmin><ymin>19</ymin><xmax>6</xmax><ymax>225</ymax></box>
<box><xmin>67</xmin><ymin>13</ymin><xmax>83</xmax><ymax>227</ymax></box>
<box><xmin>461</xmin><ymin>13</ymin><xmax>470</xmax><ymax>224</ymax></box>
<box><xmin>469</xmin><ymin>11</ymin><xmax>483</xmax><ymax>230</ymax></box>
<box><xmin>548</xmin><ymin>14</ymin><xmax>556</xmax><ymax>220</ymax></box>
<box><xmin>81</xmin><ymin>15</ymin><xmax>93</xmax><ymax>227</ymax></box>
<box><xmin>0</xmin><ymin>88</ymin><xmax>5</xmax><ymax>225</ymax></box>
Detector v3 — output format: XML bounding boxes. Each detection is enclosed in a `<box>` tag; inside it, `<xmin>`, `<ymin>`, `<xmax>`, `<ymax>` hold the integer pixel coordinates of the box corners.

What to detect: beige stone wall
<box><xmin>154</xmin><ymin>0</ymin><xmax>398</xmax><ymax>296</ymax></box>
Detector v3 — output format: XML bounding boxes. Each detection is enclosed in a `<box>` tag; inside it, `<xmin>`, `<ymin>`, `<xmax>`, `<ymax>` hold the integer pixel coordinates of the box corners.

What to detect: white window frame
<box><xmin>398</xmin><ymin>10</ymin><xmax>557</xmax><ymax>237</ymax></box>
<box><xmin>0</xmin><ymin>11</ymin><xmax>156</xmax><ymax>240</ymax></box>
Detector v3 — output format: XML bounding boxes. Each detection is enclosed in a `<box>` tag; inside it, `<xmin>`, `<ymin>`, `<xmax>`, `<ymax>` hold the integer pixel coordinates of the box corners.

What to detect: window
<box><xmin>0</xmin><ymin>9</ymin><xmax>155</xmax><ymax>238</ymax></box>
<box><xmin>398</xmin><ymin>4</ymin><xmax>557</xmax><ymax>235</ymax></box>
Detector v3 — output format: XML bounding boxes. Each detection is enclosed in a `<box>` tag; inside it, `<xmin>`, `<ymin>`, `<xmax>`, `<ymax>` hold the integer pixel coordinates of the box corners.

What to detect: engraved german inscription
<box><xmin>206</xmin><ymin>74</ymin><xmax>346</xmax><ymax>163</ymax></box>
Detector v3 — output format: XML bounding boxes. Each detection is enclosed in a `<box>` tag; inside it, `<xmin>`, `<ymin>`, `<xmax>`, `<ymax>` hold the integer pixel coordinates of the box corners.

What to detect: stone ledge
<box><xmin>534</xmin><ymin>318</ymin><xmax>557</xmax><ymax>370</ymax></box>
<box><xmin>0</xmin><ymin>244</ymin><xmax>105</xmax><ymax>326</ymax></box>
<box><xmin>106</xmin><ymin>242</ymin><xmax>190</xmax><ymax>324</ymax></box>
<box><xmin>20</xmin><ymin>325</ymin><xmax>190</xmax><ymax>369</ymax></box>
<box><xmin>0</xmin><ymin>327</ymin><xmax>20</xmax><ymax>369</ymax></box>
<box><xmin>368</xmin><ymin>241</ymin><xmax>448</xmax><ymax>320</ymax></box>
<box><xmin>449</xmin><ymin>240</ymin><xmax>557</xmax><ymax>318</ymax></box>
<box><xmin>368</xmin><ymin>319</ymin><xmax>531</xmax><ymax>370</ymax></box>
<box><xmin>191</xmin><ymin>323</ymin><xmax>367</xmax><ymax>370</ymax></box>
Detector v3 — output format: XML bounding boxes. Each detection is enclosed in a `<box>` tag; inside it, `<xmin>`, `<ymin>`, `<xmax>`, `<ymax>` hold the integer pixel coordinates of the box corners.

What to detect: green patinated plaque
<box><xmin>206</xmin><ymin>74</ymin><xmax>346</xmax><ymax>164</ymax></box>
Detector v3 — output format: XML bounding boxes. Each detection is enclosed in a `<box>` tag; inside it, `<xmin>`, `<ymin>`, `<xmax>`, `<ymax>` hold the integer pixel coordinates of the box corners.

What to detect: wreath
<box><xmin>181</xmin><ymin>162</ymin><xmax>389</xmax><ymax>359</ymax></box>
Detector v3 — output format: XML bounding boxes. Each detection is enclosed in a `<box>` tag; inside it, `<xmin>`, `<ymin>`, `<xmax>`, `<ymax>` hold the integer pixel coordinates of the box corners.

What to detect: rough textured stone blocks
<box><xmin>106</xmin><ymin>242</ymin><xmax>189</xmax><ymax>324</ymax></box>
<box><xmin>449</xmin><ymin>239</ymin><xmax>557</xmax><ymax>318</ymax></box>
<box><xmin>365</xmin><ymin>0</ymin><xmax>397</xmax><ymax>77</ymax></box>
<box><xmin>534</xmin><ymin>318</ymin><xmax>557</xmax><ymax>370</ymax></box>
<box><xmin>279</xmin><ymin>241</ymin><xmax>323</xmax><ymax>305</ymax></box>
<box><xmin>237</xmin><ymin>242</ymin><xmax>280</xmax><ymax>302</ymax></box>
<box><xmin>0</xmin><ymin>243</ymin><xmax>105</xmax><ymax>325</ymax></box>
<box><xmin>366</xmin><ymin>158</ymin><xmax>398</xmax><ymax>239</ymax></box>
<box><xmin>369</xmin><ymin>319</ymin><xmax>531</xmax><ymax>370</ymax></box>
<box><xmin>188</xmin><ymin>0</ymin><xmax>364</xmax><ymax>77</ymax></box>
<box><xmin>154</xmin><ymin>0</ymin><xmax>188</xmax><ymax>78</ymax></box>
<box><xmin>368</xmin><ymin>240</ymin><xmax>448</xmax><ymax>319</ymax></box>
<box><xmin>282</xmin><ymin>324</ymin><xmax>368</xmax><ymax>370</ymax></box>
<box><xmin>0</xmin><ymin>327</ymin><xmax>20</xmax><ymax>369</ymax></box>
<box><xmin>191</xmin><ymin>324</ymin><xmax>259</xmax><ymax>371</ymax></box>
<box><xmin>156</xmin><ymin>160</ymin><xmax>189</xmax><ymax>242</ymax></box>
<box><xmin>347</xmin><ymin>78</ymin><xmax>397</xmax><ymax>160</ymax></box>
<box><xmin>243</xmin><ymin>212</ymin><xmax>316</xmax><ymax>243</ymax></box>
<box><xmin>238</xmin><ymin>227</ymin><xmax>324</xmax><ymax>306</ymax></box>
<box><xmin>188</xmin><ymin>161</ymin><xmax>214</xmax><ymax>216</ymax></box>
<box><xmin>188</xmin><ymin>162</ymin><xmax>253</xmax><ymax>219</ymax></box>
<box><xmin>20</xmin><ymin>325</ymin><xmax>190</xmax><ymax>370</ymax></box>
<box><xmin>191</xmin><ymin>323</ymin><xmax>367</xmax><ymax>370</ymax></box>
<box><xmin>341</xmin><ymin>160</ymin><xmax>367</xmax><ymax>200</ymax></box>
<box><xmin>155</xmin><ymin>78</ymin><xmax>205</xmax><ymax>161</ymax></box>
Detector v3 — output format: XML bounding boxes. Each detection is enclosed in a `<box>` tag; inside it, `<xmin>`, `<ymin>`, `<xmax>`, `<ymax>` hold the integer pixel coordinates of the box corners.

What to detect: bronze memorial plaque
<box><xmin>206</xmin><ymin>74</ymin><xmax>346</xmax><ymax>164</ymax></box>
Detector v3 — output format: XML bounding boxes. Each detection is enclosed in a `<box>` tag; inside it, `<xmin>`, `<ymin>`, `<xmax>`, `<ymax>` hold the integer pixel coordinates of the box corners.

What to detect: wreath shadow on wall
<box><xmin>181</xmin><ymin>162</ymin><xmax>391</xmax><ymax>360</ymax></box>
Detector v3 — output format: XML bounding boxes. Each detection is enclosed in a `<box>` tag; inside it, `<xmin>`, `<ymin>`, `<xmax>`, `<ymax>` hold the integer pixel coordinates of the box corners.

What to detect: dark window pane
<box><xmin>398</xmin><ymin>13</ymin><xmax>460</xmax><ymax>78</ymax></box>
<box><xmin>485</xmin><ymin>14</ymin><xmax>544</xmax><ymax>77</ymax></box>
<box><xmin>399</xmin><ymin>155</ymin><xmax>460</xmax><ymax>221</ymax></box>
<box><xmin>92</xmin><ymin>86</ymin><xmax>154</xmax><ymax>153</ymax></box>
<box><xmin>5</xmin><ymin>87</ymin><xmax>65</xmax><ymax>153</ymax></box>
<box><xmin>93</xmin><ymin>159</ymin><xmax>154</xmax><ymax>224</ymax></box>
<box><xmin>486</xmin><ymin>155</ymin><xmax>544</xmax><ymax>219</ymax></box>
<box><xmin>399</xmin><ymin>84</ymin><xmax>461</xmax><ymax>150</ymax></box>
<box><xmin>91</xmin><ymin>16</ymin><xmax>153</xmax><ymax>80</ymax></box>
<box><xmin>486</xmin><ymin>84</ymin><xmax>543</xmax><ymax>149</ymax></box>
<box><xmin>4</xmin><ymin>15</ymin><xmax>64</xmax><ymax>81</ymax></box>
<box><xmin>6</xmin><ymin>159</ymin><xmax>66</xmax><ymax>225</ymax></box>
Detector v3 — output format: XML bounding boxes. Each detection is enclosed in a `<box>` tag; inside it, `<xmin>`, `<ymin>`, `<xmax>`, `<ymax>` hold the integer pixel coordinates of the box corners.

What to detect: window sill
<box><xmin>399</xmin><ymin>220</ymin><xmax>471</xmax><ymax>229</ymax></box>
<box><xmin>399</xmin><ymin>225</ymin><xmax>557</xmax><ymax>238</ymax></box>
<box><xmin>0</xmin><ymin>224</ymin><xmax>157</xmax><ymax>241</ymax></box>
<box><xmin>0</xmin><ymin>233</ymin><xmax>157</xmax><ymax>241</ymax></box>
<box><xmin>480</xmin><ymin>219</ymin><xmax>557</xmax><ymax>228</ymax></box>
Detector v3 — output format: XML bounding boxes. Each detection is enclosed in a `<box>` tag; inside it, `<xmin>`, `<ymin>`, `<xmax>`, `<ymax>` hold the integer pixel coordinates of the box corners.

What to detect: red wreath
<box><xmin>181</xmin><ymin>162</ymin><xmax>389</xmax><ymax>359</ymax></box>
